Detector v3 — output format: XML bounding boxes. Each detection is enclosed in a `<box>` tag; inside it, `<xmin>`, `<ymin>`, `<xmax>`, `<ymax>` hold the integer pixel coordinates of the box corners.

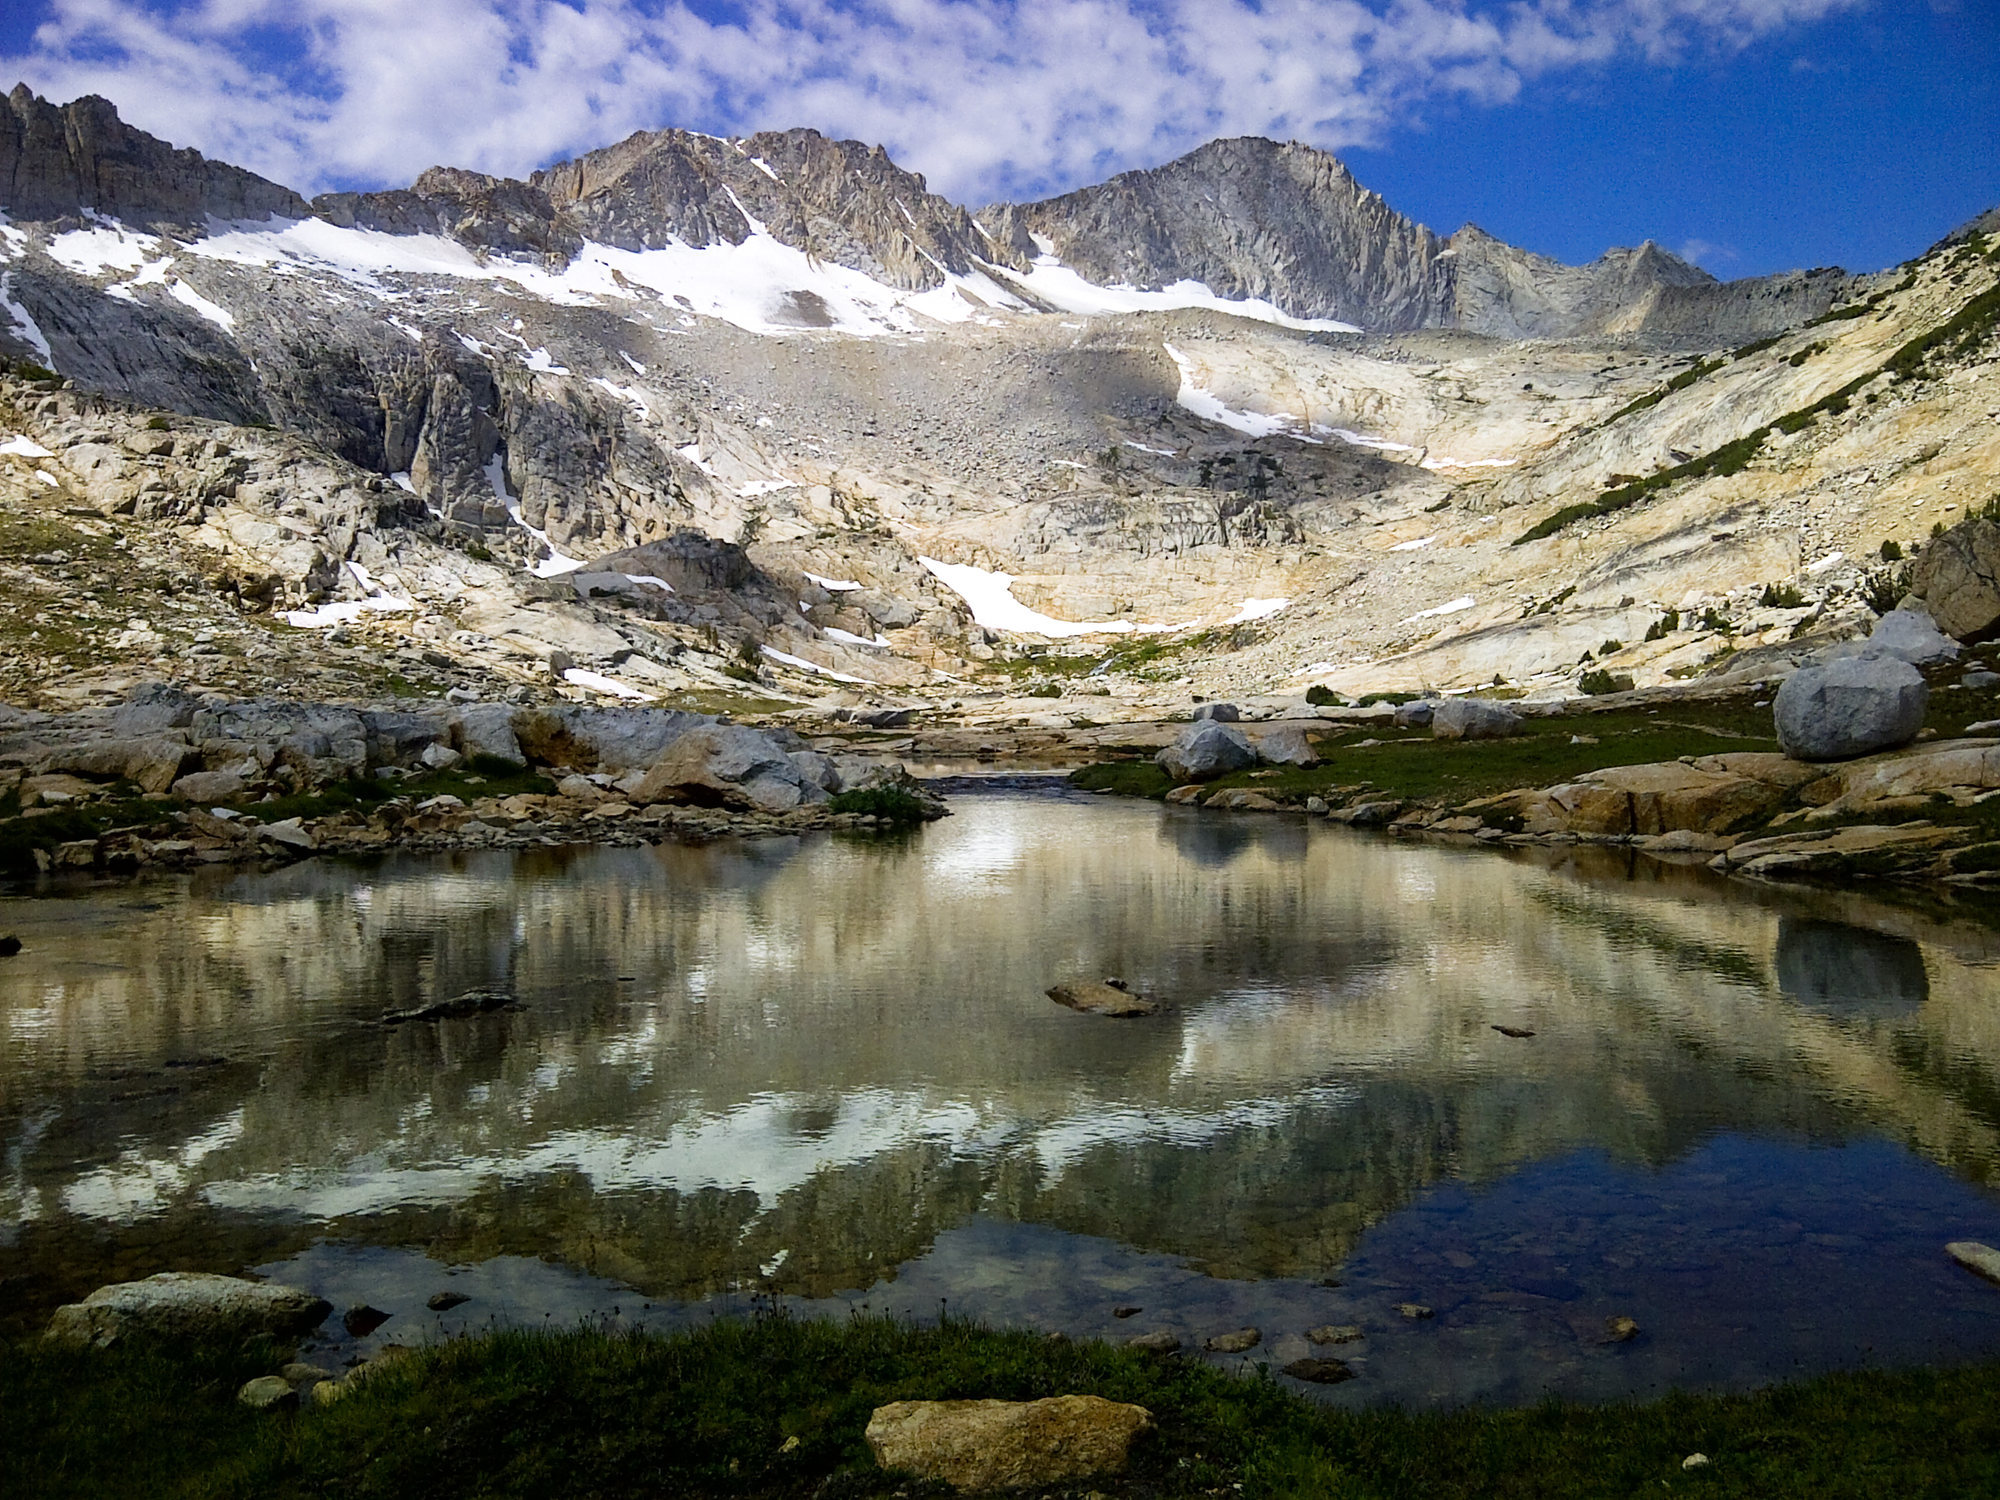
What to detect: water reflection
<box><xmin>6</xmin><ymin>791</ymin><xmax>2000</xmax><ymax>1403</ymax></box>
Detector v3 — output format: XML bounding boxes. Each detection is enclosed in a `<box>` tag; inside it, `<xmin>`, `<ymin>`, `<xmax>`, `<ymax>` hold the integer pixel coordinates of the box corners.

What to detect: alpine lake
<box><xmin>8</xmin><ymin>780</ymin><xmax>2000</xmax><ymax>1409</ymax></box>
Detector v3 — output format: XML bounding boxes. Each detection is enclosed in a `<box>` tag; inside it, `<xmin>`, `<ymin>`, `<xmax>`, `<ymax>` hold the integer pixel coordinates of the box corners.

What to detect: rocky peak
<box><xmin>531</xmin><ymin>125</ymin><xmax>1002</xmax><ymax>289</ymax></box>
<box><xmin>0</xmin><ymin>84</ymin><xmax>307</xmax><ymax>227</ymax></box>
<box><xmin>311</xmin><ymin>166</ymin><xmax>581</xmax><ymax>264</ymax></box>
<box><xmin>986</xmin><ymin>136</ymin><xmax>1454</xmax><ymax>330</ymax></box>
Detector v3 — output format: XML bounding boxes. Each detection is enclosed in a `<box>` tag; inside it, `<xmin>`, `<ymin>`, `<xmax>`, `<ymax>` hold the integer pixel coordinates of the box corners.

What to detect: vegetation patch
<box><xmin>10</xmin><ymin>1320</ymin><xmax>2000</xmax><ymax>1500</ymax></box>
<box><xmin>826</xmin><ymin>786</ymin><xmax>932</xmax><ymax>824</ymax></box>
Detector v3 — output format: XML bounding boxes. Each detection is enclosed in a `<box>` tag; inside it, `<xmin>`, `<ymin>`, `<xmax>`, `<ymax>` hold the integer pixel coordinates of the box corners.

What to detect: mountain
<box><xmin>0</xmin><ymin>84</ymin><xmax>306</xmax><ymax>227</ymax></box>
<box><xmin>985</xmin><ymin>136</ymin><xmax>1846</xmax><ymax>339</ymax></box>
<box><xmin>1</xmin><ymin>84</ymin><xmax>1993</xmax><ymax>723</ymax></box>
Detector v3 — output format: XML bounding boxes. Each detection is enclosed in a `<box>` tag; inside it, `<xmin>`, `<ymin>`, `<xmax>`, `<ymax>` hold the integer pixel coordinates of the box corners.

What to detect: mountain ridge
<box><xmin>0</xmin><ymin>87</ymin><xmax>1856</xmax><ymax>338</ymax></box>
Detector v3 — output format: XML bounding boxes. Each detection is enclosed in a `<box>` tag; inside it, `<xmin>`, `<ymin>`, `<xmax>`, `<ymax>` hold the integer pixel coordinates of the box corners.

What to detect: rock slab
<box><xmin>45</xmin><ymin>1272</ymin><xmax>331</xmax><ymax>1348</ymax></box>
<box><xmin>1431</xmin><ymin>699</ymin><xmax>1522</xmax><ymax>741</ymax></box>
<box><xmin>865</xmin><ymin>1395</ymin><xmax>1153</xmax><ymax>1491</ymax></box>
<box><xmin>1948</xmin><ymin>1241</ymin><xmax>2000</xmax><ymax>1285</ymax></box>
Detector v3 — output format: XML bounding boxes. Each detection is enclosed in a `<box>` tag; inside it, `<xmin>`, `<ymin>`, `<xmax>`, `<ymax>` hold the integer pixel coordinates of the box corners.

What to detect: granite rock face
<box><xmin>1912</xmin><ymin>518</ymin><xmax>2000</xmax><ymax>643</ymax></box>
<box><xmin>0</xmin><ymin>86</ymin><xmax>307</xmax><ymax>227</ymax></box>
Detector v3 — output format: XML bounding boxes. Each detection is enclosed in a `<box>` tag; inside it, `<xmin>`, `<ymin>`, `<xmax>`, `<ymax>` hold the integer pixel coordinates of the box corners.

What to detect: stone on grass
<box><xmin>1191</xmin><ymin>702</ymin><xmax>1240</xmax><ymax>722</ymax></box>
<box><xmin>451</xmin><ymin>703</ymin><xmax>526</xmax><ymax>767</ymax></box>
<box><xmin>1255</xmin><ymin>724</ymin><xmax>1319</xmax><ymax>767</ymax></box>
<box><xmin>864</xmin><ymin>1395</ymin><xmax>1152</xmax><ymax>1492</ymax></box>
<box><xmin>427</xmin><ymin>1291</ymin><xmax>470</xmax><ymax>1311</ymax></box>
<box><xmin>45</xmin><ymin>1272</ymin><xmax>330</xmax><ymax>1348</ymax></box>
<box><xmin>1047</xmin><ymin>979</ymin><xmax>1158</xmax><ymax>1018</ymax></box>
<box><xmin>1431</xmin><ymin>699</ymin><xmax>1521</xmax><ymax>741</ymax></box>
<box><xmin>1393</xmin><ymin>700</ymin><xmax>1436</xmax><ymax>729</ymax></box>
<box><xmin>1156</xmin><ymin>720</ymin><xmax>1256</xmax><ymax>783</ymax></box>
<box><xmin>237</xmin><ymin>1375</ymin><xmax>298</xmax><ymax>1411</ymax></box>
<box><xmin>1774</xmin><ymin>655</ymin><xmax>1927</xmax><ymax>761</ymax></box>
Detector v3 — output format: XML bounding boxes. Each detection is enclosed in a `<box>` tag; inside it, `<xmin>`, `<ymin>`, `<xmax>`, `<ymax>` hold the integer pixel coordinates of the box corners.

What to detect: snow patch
<box><xmin>1163</xmin><ymin>344</ymin><xmax>1298</xmax><ymax>438</ymax></box>
<box><xmin>1390</xmin><ymin>536</ymin><xmax>1435</xmax><ymax>552</ymax></box>
<box><xmin>1402</xmin><ymin>596</ymin><xmax>1475</xmax><ymax>623</ymax></box>
<box><xmin>281</xmin><ymin>594</ymin><xmax>414</xmax><ymax>628</ymax></box>
<box><xmin>919</xmin><ymin>556</ymin><xmax>1188</xmax><ymax>637</ymax></box>
<box><xmin>1</xmin><ymin>434</ymin><xmax>54</xmax><ymax>458</ymax></box>
<box><xmin>391</xmin><ymin>471</ymin><xmax>417</xmax><ymax>492</ymax></box>
<box><xmin>491</xmin><ymin>455</ymin><xmax>587</xmax><ymax>577</ymax></box>
<box><xmin>762</xmin><ymin>645</ymin><xmax>872</xmax><ymax>683</ymax></box>
<box><xmin>805</xmin><ymin>571</ymin><xmax>862</xmax><ymax>591</ymax></box>
<box><xmin>46</xmin><ymin>225</ymin><xmax>161</xmax><ymax>275</ymax></box>
<box><xmin>1224</xmin><ymin>598</ymin><xmax>1288</xmax><ymax>624</ymax></box>
<box><xmin>622</xmin><ymin>574</ymin><xmax>674</xmax><ymax>593</ymax></box>
<box><xmin>737</xmin><ymin>479</ymin><xmax>797</xmax><ymax>498</ymax></box>
<box><xmin>824</xmin><ymin>626</ymin><xmax>890</xmax><ymax>648</ymax></box>
<box><xmin>1123</xmin><ymin>439</ymin><xmax>1176</xmax><ymax>456</ymax></box>
<box><xmin>1806</xmin><ymin>551</ymin><xmax>1846</xmax><ymax>574</ymax></box>
<box><xmin>563</xmin><ymin>668</ymin><xmax>655</xmax><ymax>701</ymax></box>
<box><xmin>167</xmin><ymin>279</ymin><xmax>235</xmax><ymax>331</ymax></box>
<box><xmin>1014</xmin><ymin>260</ymin><xmax>1360</xmax><ymax>333</ymax></box>
<box><xmin>0</xmin><ymin>273</ymin><xmax>53</xmax><ymax>365</ymax></box>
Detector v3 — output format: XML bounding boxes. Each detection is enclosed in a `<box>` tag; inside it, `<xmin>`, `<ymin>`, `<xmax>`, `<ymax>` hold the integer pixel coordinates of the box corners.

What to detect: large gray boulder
<box><xmin>450</xmin><ymin>704</ymin><xmax>527</xmax><ymax>768</ymax></box>
<box><xmin>511</xmin><ymin>705</ymin><xmax>710</xmax><ymax>771</ymax></box>
<box><xmin>1156</xmin><ymin>720</ymin><xmax>1256</xmax><ymax>782</ymax></box>
<box><xmin>1911</xmin><ymin>516</ymin><xmax>2000</xmax><ymax>642</ymax></box>
<box><xmin>1831</xmin><ymin>609</ymin><xmax>1960</xmax><ymax>667</ymax></box>
<box><xmin>1432</xmin><ymin>699</ymin><xmax>1522</xmax><ymax>741</ymax></box>
<box><xmin>46</xmin><ymin>736</ymin><xmax>196</xmax><ymax>793</ymax></box>
<box><xmin>1191</xmin><ymin>702</ymin><xmax>1241</xmax><ymax>722</ymax></box>
<box><xmin>46</xmin><ymin>1272</ymin><xmax>331</xmax><ymax>1348</ymax></box>
<box><xmin>1774</xmin><ymin>654</ymin><xmax>1928</xmax><ymax>761</ymax></box>
<box><xmin>1254</xmin><ymin>724</ymin><xmax>1319</xmax><ymax>767</ymax></box>
<box><xmin>632</xmin><ymin>724</ymin><xmax>830</xmax><ymax>812</ymax></box>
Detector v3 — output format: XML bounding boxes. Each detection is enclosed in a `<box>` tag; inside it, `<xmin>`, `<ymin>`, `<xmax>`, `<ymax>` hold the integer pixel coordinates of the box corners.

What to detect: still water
<box><xmin>7</xmin><ymin>787</ymin><xmax>2000</xmax><ymax>1406</ymax></box>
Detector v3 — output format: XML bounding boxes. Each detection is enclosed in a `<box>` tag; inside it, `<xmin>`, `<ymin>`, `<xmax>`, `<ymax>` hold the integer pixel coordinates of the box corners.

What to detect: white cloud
<box><xmin>0</xmin><ymin>0</ymin><xmax>1868</xmax><ymax>205</ymax></box>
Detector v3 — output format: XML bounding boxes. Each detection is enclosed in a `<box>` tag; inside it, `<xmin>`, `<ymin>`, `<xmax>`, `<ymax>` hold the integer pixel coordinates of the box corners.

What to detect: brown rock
<box><xmin>1204</xmin><ymin>1327</ymin><xmax>1261</xmax><ymax>1354</ymax></box>
<box><xmin>1047</xmin><ymin>979</ymin><xmax>1159</xmax><ymax>1018</ymax></box>
<box><xmin>864</xmin><ymin>1395</ymin><xmax>1152</xmax><ymax>1492</ymax></box>
<box><xmin>1604</xmin><ymin>1316</ymin><xmax>1640</xmax><ymax>1342</ymax></box>
<box><xmin>1306</xmin><ymin>1324</ymin><xmax>1363</xmax><ymax>1345</ymax></box>
<box><xmin>1282</xmin><ymin>1357</ymin><xmax>1355</xmax><ymax>1384</ymax></box>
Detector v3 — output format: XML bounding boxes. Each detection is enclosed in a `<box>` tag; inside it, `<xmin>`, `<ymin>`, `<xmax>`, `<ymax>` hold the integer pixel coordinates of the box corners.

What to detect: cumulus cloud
<box><xmin>0</xmin><ymin>0</ymin><xmax>1867</xmax><ymax>202</ymax></box>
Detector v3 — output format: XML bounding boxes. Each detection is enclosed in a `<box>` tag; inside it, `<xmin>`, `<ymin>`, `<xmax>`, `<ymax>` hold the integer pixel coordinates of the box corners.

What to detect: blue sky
<box><xmin>1</xmin><ymin>1</ymin><xmax>1993</xmax><ymax>278</ymax></box>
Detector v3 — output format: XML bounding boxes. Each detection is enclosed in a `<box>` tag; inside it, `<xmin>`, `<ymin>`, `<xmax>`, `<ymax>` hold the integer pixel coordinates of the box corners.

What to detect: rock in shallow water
<box><xmin>1282</xmin><ymin>1357</ymin><xmax>1355</xmax><ymax>1384</ymax></box>
<box><xmin>1204</xmin><ymin>1327</ymin><xmax>1261</xmax><ymax>1354</ymax></box>
<box><xmin>44</xmin><ymin>1272</ymin><xmax>330</xmax><ymax>1348</ymax></box>
<box><xmin>864</xmin><ymin>1395</ymin><xmax>1153</xmax><ymax>1492</ymax></box>
<box><xmin>1047</xmin><ymin>979</ymin><xmax>1159</xmax><ymax>1017</ymax></box>
<box><xmin>1947</xmin><ymin>1241</ymin><xmax>2000</xmax><ymax>1284</ymax></box>
<box><xmin>1306</xmin><ymin>1324</ymin><xmax>1363</xmax><ymax>1345</ymax></box>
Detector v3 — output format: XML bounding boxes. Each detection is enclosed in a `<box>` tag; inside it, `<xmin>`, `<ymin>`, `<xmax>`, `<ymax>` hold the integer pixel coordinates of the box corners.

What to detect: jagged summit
<box><xmin>0</xmin><ymin>84</ymin><xmax>306</xmax><ymax>227</ymax></box>
<box><xmin>0</xmin><ymin>86</ymin><xmax>1848</xmax><ymax>337</ymax></box>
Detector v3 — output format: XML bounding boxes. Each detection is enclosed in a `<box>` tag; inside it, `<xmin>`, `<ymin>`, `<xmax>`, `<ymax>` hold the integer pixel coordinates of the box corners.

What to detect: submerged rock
<box><xmin>343</xmin><ymin>1304</ymin><xmax>392</xmax><ymax>1337</ymax></box>
<box><xmin>1306</xmin><ymin>1324</ymin><xmax>1363</xmax><ymax>1345</ymax></box>
<box><xmin>45</xmin><ymin>1272</ymin><xmax>330</xmax><ymax>1348</ymax></box>
<box><xmin>381</xmin><ymin>988</ymin><xmax>514</xmax><ymax>1024</ymax></box>
<box><xmin>1204</xmin><ymin>1327</ymin><xmax>1261</xmax><ymax>1354</ymax></box>
<box><xmin>864</xmin><ymin>1395</ymin><xmax>1153</xmax><ymax>1492</ymax></box>
<box><xmin>1047</xmin><ymin>979</ymin><xmax>1159</xmax><ymax>1017</ymax></box>
<box><xmin>1128</xmin><ymin>1330</ymin><xmax>1181</xmax><ymax>1353</ymax></box>
<box><xmin>1282</xmin><ymin>1357</ymin><xmax>1355</xmax><ymax>1384</ymax></box>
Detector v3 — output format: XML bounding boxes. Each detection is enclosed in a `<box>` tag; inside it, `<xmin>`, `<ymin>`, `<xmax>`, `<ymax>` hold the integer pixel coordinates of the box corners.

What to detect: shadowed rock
<box><xmin>864</xmin><ymin>1395</ymin><xmax>1153</xmax><ymax>1492</ymax></box>
<box><xmin>45</xmin><ymin>1272</ymin><xmax>330</xmax><ymax>1348</ymax></box>
<box><xmin>1048</xmin><ymin>979</ymin><xmax>1159</xmax><ymax>1018</ymax></box>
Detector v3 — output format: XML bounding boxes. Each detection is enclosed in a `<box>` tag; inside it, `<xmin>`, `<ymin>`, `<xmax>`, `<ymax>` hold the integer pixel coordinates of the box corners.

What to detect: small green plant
<box><xmin>1304</xmin><ymin>684</ymin><xmax>1342</xmax><ymax>707</ymax></box>
<box><xmin>1880</xmin><ymin>539</ymin><xmax>1904</xmax><ymax>562</ymax></box>
<box><xmin>827</xmin><ymin>786</ymin><xmax>931</xmax><ymax>824</ymax></box>
<box><xmin>1025</xmin><ymin>682</ymin><xmax>1061</xmax><ymax>698</ymax></box>
<box><xmin>1863</xmin><ymin>564</ymin><xmax>1913</xmax><ymax>616</ymax></box>
<box><xmin>1934</xmin><ymin>520</ymin><xmax>1949</xmax><ymax>539</ymax></box>
<box><xmin>1760</xmin><ymin>583</ymin><xmax>1807</xmax><ymax>609</ymax></box>
<box><xmin>1700</xmin><ymin>608</ymin><xmax>1734</xmax><ymax>634</ymax></box>
<box><xmin>1643</xmin><ymin>609</ymin><xmax>1681</xmax><ymax>641</ymax></box>
<box><xmin>1578</xmin><ymin>668</ymin><xmax>1636</xmax><ymax>696</ymax></box>
<box><xmin>1598</xmin><ymin>639</ymin><xmax>1624</xmax><ymax>657</ymax></box>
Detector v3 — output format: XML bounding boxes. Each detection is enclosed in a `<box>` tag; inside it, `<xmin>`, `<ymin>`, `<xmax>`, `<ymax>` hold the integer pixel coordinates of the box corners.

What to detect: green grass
<box><xmin>9</xmin><ymin>1319</ymin><xmax>2000</xmax><ymax>1499</ymax></box>
<box><xmin>1075</xmin><ymin>702</ymin><xmax>1784</xmax><ymax>810</ymax></box>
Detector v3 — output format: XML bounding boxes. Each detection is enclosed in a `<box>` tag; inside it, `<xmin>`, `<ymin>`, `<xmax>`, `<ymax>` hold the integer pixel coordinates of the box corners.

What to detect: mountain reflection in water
<box><xmin>7</xmin><ymin>788</ymin><xmax>2000</xmax><ymax>1404</ymax></box>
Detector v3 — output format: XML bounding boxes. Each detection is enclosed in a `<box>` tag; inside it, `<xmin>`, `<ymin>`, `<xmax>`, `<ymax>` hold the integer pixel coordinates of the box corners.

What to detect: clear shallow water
<box><xmin>7</xmin><ymin>789</ymin><xmax>2000</xmax><ymax>1405</ymax></box>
